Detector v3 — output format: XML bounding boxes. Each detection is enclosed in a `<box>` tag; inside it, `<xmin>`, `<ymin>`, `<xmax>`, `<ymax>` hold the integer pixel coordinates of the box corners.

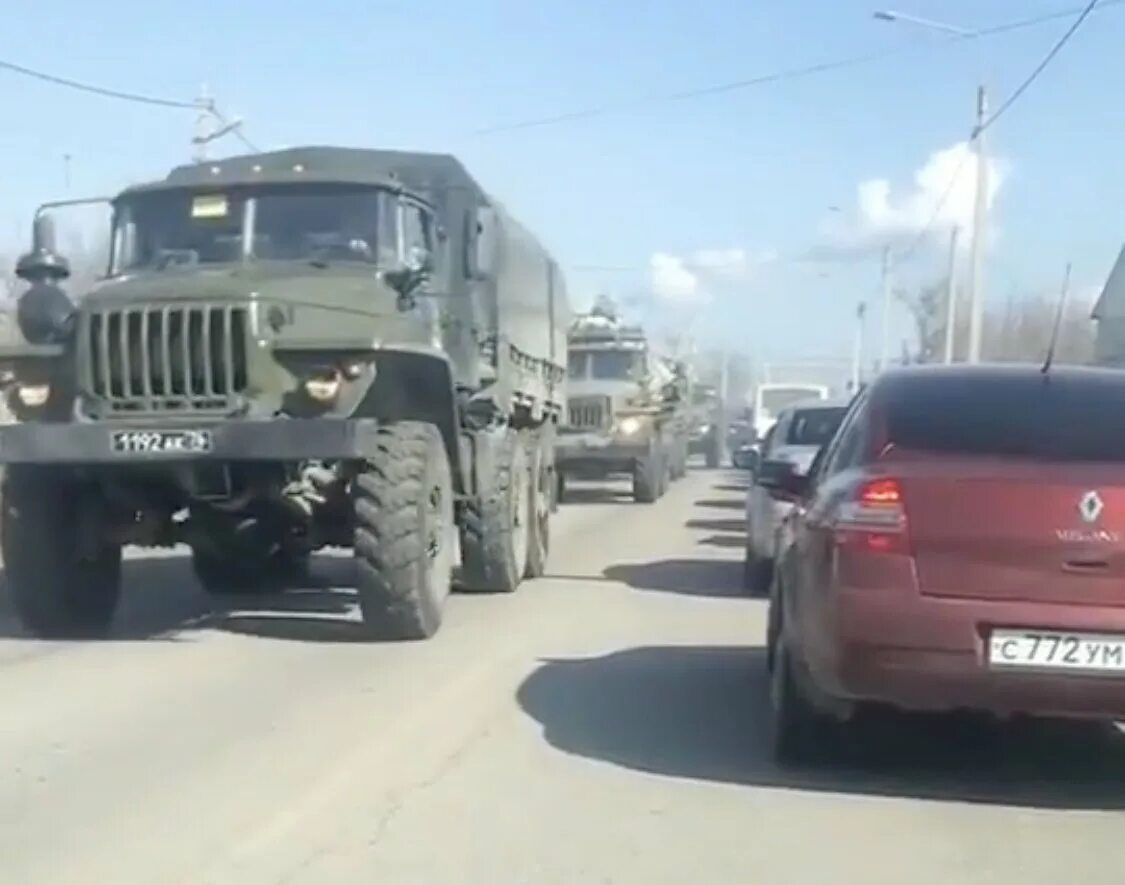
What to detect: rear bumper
<box><xmin>0</xmin><ymin>418</ymin><xmax>382</xmax><ymax>464</ymax></box>
<box><xmin>822</xmin><ymin>589</ymin><xmax>1125</xmax><ymax>720</ymax></box>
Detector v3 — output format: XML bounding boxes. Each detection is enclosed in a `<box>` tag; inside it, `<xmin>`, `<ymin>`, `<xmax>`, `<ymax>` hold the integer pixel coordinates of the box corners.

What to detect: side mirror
<box><xmin>406</xmin><ymin>244</ymin><xmax>433</xmax><ymax>275</ymax></box>
<box><xmin>389</xmin><ymin>246</ymin><xmax>435</xmax><ymax>310</ymax></box>
<box><xmin>732</xmin><ymin>446</ymin><xmax>759</xmax><ymax>472</ymax></box>
<box><xmin>15</xmin><ymin>212</ymin><xmax>70</xmax><ymax>284</ymax></box>
<box><xmin>755</xmin><ymin>458</ymin><xmax>809</xmax><ymax>502</ymax></box>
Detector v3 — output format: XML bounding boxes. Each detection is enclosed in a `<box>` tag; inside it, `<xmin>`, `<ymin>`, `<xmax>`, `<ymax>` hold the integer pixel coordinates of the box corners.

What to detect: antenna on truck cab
<box><xmin>1041</xmin><ymin>261</ymin><xmax>1072</xmax><ymax>376</ymax></box>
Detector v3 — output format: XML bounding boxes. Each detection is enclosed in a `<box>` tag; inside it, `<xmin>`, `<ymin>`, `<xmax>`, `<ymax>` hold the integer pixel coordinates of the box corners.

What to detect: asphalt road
<box><xmin>0</xmin><ymin>468</ymin><xmax>1122</xmax><ymax>884</ymax></box>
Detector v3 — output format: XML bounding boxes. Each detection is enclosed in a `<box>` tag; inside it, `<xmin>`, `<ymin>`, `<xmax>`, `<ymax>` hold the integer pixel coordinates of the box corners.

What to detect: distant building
<box><xmin>1093</xmin><ymin>245</ymin><xmax>1125</xmax><ymax>366</ymax></box>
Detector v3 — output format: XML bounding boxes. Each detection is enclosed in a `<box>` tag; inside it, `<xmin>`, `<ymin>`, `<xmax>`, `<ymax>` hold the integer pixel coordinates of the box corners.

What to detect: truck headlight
<box><xmin>304</xmin><ymin>369</ymin><xmax>342</xmax><ymax>403</ymax></box>
<box><xmin>616</xmin><ymin>416</ymin><xmax>642</xmax><ymax>436</ymax></box>
<box><xmin>15</xmin><ymin>383</ymin><xmax>50</xmax><ymax>407</ymax></box>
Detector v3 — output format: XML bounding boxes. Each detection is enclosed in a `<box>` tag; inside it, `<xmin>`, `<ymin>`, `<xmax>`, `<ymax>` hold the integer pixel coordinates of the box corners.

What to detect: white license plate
<box><xmin>112</xmin><ymin>429</ymin><xmax>212</xmax><ymax>455</ymax></box>
<box><xmin>989</xmin><ymin>629</ymin><xmax>1125</xmax><ymax>673</ymax></box>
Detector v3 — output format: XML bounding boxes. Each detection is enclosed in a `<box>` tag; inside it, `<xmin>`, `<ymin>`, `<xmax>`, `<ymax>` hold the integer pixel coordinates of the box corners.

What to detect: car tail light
<box><xmin>834</xmin><ymin>477</ymin><xmax>909</xmax><ymax>554</ymax></box>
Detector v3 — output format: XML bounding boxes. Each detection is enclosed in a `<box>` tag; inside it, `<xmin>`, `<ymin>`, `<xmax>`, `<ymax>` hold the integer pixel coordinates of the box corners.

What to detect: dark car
<box><xmin>762</xmin><ymin>364</ymin><xmax>1125</xmax><ymax>763</ymax></box>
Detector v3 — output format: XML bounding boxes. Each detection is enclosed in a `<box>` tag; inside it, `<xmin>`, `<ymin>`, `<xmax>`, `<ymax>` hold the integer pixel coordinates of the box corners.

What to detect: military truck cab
<box><xmin>0</xmin><ymin>147</ymin><xmax>568</xmax><ymax>641</ymax></box>
<box><xmin>555</xmin><ymin>300</ymin><xmax>688</xmax><ymax>503</ymax></box>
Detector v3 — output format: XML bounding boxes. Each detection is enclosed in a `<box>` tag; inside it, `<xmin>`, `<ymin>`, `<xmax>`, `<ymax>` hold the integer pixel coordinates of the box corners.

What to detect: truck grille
<box><xmin>83</xmin><ymin>305</ymin><xmax>249</xmax><ymax>413</ymax></box>
<box><xmin>566</xmin><ymin>396</ymin><xmax>611</xmax><ymax>430</ymax></box>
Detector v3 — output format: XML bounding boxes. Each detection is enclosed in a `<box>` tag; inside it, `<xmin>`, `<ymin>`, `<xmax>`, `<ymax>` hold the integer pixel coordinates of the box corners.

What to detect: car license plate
<box><xmin>111</xmin><ymin>429</ymin><xmax>212</xmax><ymax>455</ymax></box>
<box><xmin>989</xmin><ymin>629</ymin><xmax>1125</xmax><ymax>673</ymax></box>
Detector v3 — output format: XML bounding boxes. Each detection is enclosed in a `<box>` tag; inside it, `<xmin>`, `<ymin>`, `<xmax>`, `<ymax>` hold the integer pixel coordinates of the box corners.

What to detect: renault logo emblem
<box><xmin>1078</xmin><ymin>490</ymin><xmax>1104</xmax><ymax>524</ymax></box>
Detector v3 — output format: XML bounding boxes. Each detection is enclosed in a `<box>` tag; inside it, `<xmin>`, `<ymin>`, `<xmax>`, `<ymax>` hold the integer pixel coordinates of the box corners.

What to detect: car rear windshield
<box><xmin>884</xmin><ymin>373</ymin><xmax>1125</xmax><ymax>462</ymax></box>
<box><xmin>786</xmin><ymin>407</ymin><xmax>846</xmax><ymax>446</ymax></box>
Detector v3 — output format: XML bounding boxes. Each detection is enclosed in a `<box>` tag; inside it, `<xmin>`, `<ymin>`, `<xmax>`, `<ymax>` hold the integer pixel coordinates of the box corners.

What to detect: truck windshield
<box><xmin>112</xmin><ymin>185</ymin><xmax>397</xmax><ymax>272</ymax></box>
<box><xmin>590</xmin><ymin>351</ymin><xmax>640</xmax><ymax>380</ymax></box>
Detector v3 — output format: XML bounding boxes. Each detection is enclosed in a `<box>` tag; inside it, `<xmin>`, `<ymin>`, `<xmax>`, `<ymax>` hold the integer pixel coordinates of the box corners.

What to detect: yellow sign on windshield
<box><xmin>191</xmin><ymin>194</ymin><xmax>229</xmax><ymax>219</ymax></box>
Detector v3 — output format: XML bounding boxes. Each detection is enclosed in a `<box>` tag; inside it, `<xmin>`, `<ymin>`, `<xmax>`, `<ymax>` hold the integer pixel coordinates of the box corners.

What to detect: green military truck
<box><xmin>0</xmin><ymin>147</ymin><xmax>569</xmax><ymax>640</ymax></box>
<box><xmin>555</xmin><ymin>300</ymin><xmax>688</xmax><ymax>503</ymax></box>
<box><xmin>686</xmin><ymin>383</ymin><xmax>723</xmax><ymax>468</ymax></box>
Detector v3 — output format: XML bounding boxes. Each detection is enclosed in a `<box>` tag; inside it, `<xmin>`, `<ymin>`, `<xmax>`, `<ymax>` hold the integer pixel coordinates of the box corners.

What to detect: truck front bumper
<box><xmin>0</xmin><ymin>418</ymin><xmax>383</xmax><ymax>464</ymax></box>
<box><xmin>555</xmin><ymin>432</ymin><xmax>650</xmax><ymax>474</ymax></box>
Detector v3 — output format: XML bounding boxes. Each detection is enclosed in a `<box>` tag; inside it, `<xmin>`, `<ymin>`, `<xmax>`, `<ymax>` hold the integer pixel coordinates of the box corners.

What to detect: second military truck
<box><xmin>555</xmin><ymin>300</ymin><xmax>689</xmax><ymax>503</ymax></box>
<box><xmin>0</xmin><ymin>146</ymin><xmax>569</xmax><ymax>640</ymax></box>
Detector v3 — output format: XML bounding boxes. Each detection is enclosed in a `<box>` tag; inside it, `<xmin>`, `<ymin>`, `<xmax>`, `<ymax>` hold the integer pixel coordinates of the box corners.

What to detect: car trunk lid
<box><xmin>893</xmin><ymin>456</ymin><xmax>1125</xmax><ymax>607</ymax></box>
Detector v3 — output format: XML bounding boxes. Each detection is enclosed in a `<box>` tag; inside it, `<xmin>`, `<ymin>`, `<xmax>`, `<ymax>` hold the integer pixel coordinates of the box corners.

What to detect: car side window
<box><xmin>819</xmin><ymin>394</ymin><xmax>869</xmax><ymax>480</ymax></box>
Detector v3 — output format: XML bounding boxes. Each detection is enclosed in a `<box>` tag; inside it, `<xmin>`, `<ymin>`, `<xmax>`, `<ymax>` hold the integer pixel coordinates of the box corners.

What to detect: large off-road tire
<box><xmin>2</xmin><ymin>466</ymin><xmax>122</xmax><ymax>638</ymax></box>
<box><xmin>670</xmin><ymin>438</ymin><xmax>688</xmax><ymax>481</ymax></box>
<box><xmin>525</xmin><ymin>429</ymin><xmax>552</xmax><ymax>578</ymax></box>
<box><xmin>460</xmin><ymin>428</ymin><xmax>530</xmax><ymax>593</ymax></box>
<box><xmin>632</xmin><ymin>449</ymin><xmax>662</xmax><ymax>504</ymax></box>
<box><xmin>352</xmin><ymin>421</ymin><xmax>454</xmax><ymax>640</ymax></box>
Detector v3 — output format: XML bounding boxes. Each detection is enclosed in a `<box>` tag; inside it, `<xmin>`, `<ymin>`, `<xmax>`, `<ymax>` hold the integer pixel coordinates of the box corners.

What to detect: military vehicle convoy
<box><xmin>555</xmin><ymin>299</ymin><xmax>689</xmax><ymax>503</ymax></box>
<box><xmin>0</xmin><ymin>147</ymin><xmax>569</xmax><ymax>640</ymax></box>
<box><xmin>686</xmin><ymin>382</ymin><xmax>723</xmax><ymax>468</ymax></box>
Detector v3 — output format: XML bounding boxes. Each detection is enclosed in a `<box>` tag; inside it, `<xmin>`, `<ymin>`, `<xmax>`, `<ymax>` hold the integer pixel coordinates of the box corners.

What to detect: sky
<box><xmin>2</xmin><ymin>0</ymin><xmax>1124</xmax><ymax>369</ymax></box>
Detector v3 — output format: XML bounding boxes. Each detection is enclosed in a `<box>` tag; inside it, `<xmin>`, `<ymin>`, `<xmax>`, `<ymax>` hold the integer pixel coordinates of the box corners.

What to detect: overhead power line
<box><xmin>891</xmin><ymin>0</ymin><xmax>1100</xmax><ymax>268</ymax></box>
<box><xmin>890</xmin><ymin>150</ymin><xmax>973</xmax><ymax>270</ymax></box>
<box><xmin>476</xmin><ymin>0</ymin><xmax>1123</xmax><ymax>136</ymax></box>
<box><xmin>208</xmin><ymin>105</ymin><xmax>261</xmax><ymax>153</ymax></box>
<box><xmin>975</xmin><ymin>0</ymin><xmax>1101</xmax><ymax>136</ymax></box>
<box><xmin>0</xmin><ymin>57</ymin><xmax>260</xmax><ymax>155</ymax></box>
<box><xmin>0</xmin><ymin>58</ymin><xmax>197</xmax><ymax>109</ymax></box>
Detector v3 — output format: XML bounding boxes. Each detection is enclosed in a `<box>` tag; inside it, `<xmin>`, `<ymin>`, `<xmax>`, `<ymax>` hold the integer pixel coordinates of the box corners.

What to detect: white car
<box><xmin>742</xmin><ymin>397</ymin><xmax>850</xmax><ymax>595</ymax></box>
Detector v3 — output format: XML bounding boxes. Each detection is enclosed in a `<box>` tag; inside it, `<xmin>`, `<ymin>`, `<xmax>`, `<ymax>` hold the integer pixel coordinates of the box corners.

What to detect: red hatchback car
<box><xmin>762</xmin><ymin>364</ymin><xmax>1125</xmax><ymax>762</ymax></box>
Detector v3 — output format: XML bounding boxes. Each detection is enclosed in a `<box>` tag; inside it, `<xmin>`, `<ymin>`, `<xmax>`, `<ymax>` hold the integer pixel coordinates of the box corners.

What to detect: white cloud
<box><xmin>814</xmin><ymin>141</ymin><xmax>1007</xmax><ymax>260</ymax></box>
<box><xmin>651</xmin><ymin>252</ymin><xmax>703</xmax><ymax>304</ymax></box>
<box><xmin>649</xmin><ymin>246</ymin><xmax>771</xmax><ymax>304</ymax></box>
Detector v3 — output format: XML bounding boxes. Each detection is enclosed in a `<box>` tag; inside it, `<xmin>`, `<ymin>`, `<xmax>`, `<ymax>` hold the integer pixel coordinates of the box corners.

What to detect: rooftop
<box><xmin>119</xmin><ymin>146</ymin><xmax>485</xmax><ymax>201</ymax></box>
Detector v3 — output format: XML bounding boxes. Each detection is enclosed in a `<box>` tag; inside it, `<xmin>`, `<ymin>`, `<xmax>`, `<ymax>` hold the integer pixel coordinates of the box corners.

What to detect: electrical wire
<box><xmin>475</xmin><ymin>0</ymin><xmax>1123</xmax><ymax>136</ymax></box>
<box><xmin>476</xmin><ymin>47</ymin><xmax>906</xmax><ymax>135</ymax></box>
<box><xmin>0</xmin><ymin>59</ymin><xmax>260</xmax><ymax>153</ymax></box>
<box><xmin>891</xmin><ymin>0</ymin><xmax>1100</xmax><ymax>267</ymax></box>
<box><xmin>975</xmin><ymin>0</ymin><xmax>1101</xmax><ymax>136</ymax></box>
<box><xmin>890</xmin><ymin>149</ymin><xmax>973</xmax><ymax>269</ymax></box>
<box><xmin>0</xmin><ymin>58</ymin><xmax>197</xmax><ymax>109</ymax></box>
<box><xmin>207</xmin><ymin>105</ymin><xmax>261</xmax><ymax>153</ymax></box>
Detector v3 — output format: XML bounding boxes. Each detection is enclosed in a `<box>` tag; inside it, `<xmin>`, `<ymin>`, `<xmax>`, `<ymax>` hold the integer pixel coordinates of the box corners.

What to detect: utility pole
<box><xmin>191</xmin><ymin>85</ymin><xmax>246</xmax><ymax>162</ymax></box>
<box><xmin>879</xmin><ymin>245</ymin><xmax>891</xmax><ymax>373</ymax></box>
<box><xmin>967</xmin><ymin>85</ymin><xmax>989</xmax><ymax>363</ymax></box>
<box><xmin>852</xmin><ymin>301</ymin><xmax>867</xmax><ymax>391</ymax></box>
<box><xmin>62</xmin><ymin>153</ymin><xmax>72</xmax><ymax>193</ymax></box>
<box><xmin>943</xmin><ymin>225</ymin><xmax>960</xmax><ymax>364</ymax></box>
<box><xmin>717</xmin><ymin>351</ymin><xmax>729</xmax><ymax>466</ymax></box>
<box><xmin>193</xmin><ymin>84</ymin><xmax>213</xmax><ymax>163</ymax></box>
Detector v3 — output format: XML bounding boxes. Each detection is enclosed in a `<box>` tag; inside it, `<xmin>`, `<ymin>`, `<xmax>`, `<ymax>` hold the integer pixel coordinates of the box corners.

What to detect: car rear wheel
<box><xmin>770</xmin><ymin>638</ymin><xmax>831</xmax><ymax>765</ymax></box>
<box><xmin>743</xmin><ymin>548</ymin><xmax>774</xmax><ymax>597</ymax></box>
